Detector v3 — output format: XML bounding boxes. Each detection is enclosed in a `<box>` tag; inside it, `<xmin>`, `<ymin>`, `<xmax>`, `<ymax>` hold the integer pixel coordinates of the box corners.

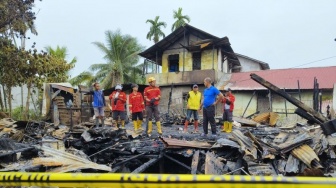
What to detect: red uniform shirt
<box><xmin>128</xmin><ymin>92</ymin><xmax>145</xmax><ymax>113</ymax></box>
<box><xmin>144</xmin><ymin>86</ymin><xmax>161</xmax><ymax>106</ymax></box>
<box><xmin>109</xmin><ymin>91</ymin><xmax>126</xmax><ymax>111</ymax></box>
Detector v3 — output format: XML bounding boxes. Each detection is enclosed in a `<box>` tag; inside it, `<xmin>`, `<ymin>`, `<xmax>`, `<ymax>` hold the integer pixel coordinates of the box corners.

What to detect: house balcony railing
<box><xmin>145</xmin><ymin>69</ymin><xmax>217</xmax><ymax>86</ymax></box>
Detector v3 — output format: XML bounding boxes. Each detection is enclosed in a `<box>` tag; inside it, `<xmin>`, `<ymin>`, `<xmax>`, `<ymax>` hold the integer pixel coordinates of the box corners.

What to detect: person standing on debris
<box><xmin>129</xmin><ymin>83</ymin><xmax>145</xmax><ymax>133</ymax></box>
<box><xmin>109</xmin><ymin>84</ymin><xmax>127</xmax><ymax>129</ymax></box>
<box><xmin>144</xmin><ymin>77</ymin><xmax>162</xmax><ymax>136</ymax></box>
<box><xmin>221</xmin><ymin>88</ymin><xmax>235</xmax><ymax>133</ymax></box>
<box><xmin>200</xmin><ymin>77</ymin><xmax>224</xmax><ymax>137</ymax></box>
<box><xmin>90</xmin><ymin>83</ymin><xmax>106</xmax><ymax>127</ymax></box>
<box><xmin>184</xmin><ymin>84</ymin><xmax>202</xmax><ymax>133</ymax></box>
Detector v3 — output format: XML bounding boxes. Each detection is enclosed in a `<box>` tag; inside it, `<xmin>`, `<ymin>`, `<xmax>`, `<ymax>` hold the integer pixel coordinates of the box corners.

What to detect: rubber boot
<box><xmin>222</xmin><ymin>121</ymin><xmax>229</xmax><ymax>132</ymax></box>
<box><xmin>121</xmin><ymin>120</ymin><xmax>125</xmax><ymax>129</ymax></box>
<box><xmin>147</xmin><ymin>121</ymin><xmax>153</xmax><ymax>135</ymax></box>
<box><xmin>184</xmin><ymin>120</ymin><xmax>189</xmax><ymax>133</ymax></box>
<box><xmin>227</xmin><ymin>122</ymin><xmax>233</xmax><ymax>133</ymax></box>
<box><xmin>137</xmin><ymin>120</ymin><xmax>143</xmax><ymax>130</ymax></box>
<box><xmin>133</xmin><ymin>121</ymin><xmax>138</xmax><ymax>131</ymax></box>
<box><xmin>194</xmin><ymin>120</ymin><xmax>199</xmax><ymax>132</ymax></box>
<box><xmin>156</xmin><ymin>121</ymin><xmax>162</xmax><ymax>135</ymax></box>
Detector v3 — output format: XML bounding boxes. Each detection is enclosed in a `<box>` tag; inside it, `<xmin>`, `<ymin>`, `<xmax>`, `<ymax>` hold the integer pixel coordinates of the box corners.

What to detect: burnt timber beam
<box><xmin>163</xmin><ymin>154</ymin><xmax>202</xmax><ymax>174</ymax></box>
<box><xmin>250</xmin><ymin>73</ymin><xmax>328</xmax><ymax>123</ymax></box>
<box><xmin>132</xmin><ymin>158</ymin><xmax>160</xmax><ymax>174</ymax></box>
<box><xmin>191</xmin><ymin>150</ymin><xmax>200</xmax><ymax>174</ymax></box>
<box><xmin>112</xmin><ymin>153</ymin><xmax>147</xmax><ymax>168</ymax></box>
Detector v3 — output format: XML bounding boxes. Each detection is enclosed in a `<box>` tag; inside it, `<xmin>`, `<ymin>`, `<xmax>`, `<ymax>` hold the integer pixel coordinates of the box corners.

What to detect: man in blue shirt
<box><xmin>200</xmin><ymin>77</ymin><xmax>224</xmax><ymax>137</ymax></box>
<box><xmin>90</xmin><ymin>83</ymin><xmax>106</xmax><ymax>127</ymax></box>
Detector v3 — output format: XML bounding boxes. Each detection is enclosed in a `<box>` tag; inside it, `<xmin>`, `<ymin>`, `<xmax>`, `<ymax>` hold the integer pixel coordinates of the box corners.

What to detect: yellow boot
<box><xmin>227</xmin><ymin>122</ymin><xmax>233</xmax><ymax>133</ymax></box>
<box><xmin>157</xmin><ymin>121</ymin><xmax>162</xmax><ymax>135</ymax></box>
<box><xmin>147</xmin><ymin>121</ymin><xmax>153</xmax><ymax>135</ymax></box>
<box><xmin>137</xmin><ymin>120</ymin><xmax>143</xmax><ymax>130</ymax></box>
<box><xmin>121</xmin><ymin>120</ymin><xmax>125</xmax><ymax>129</ymax></box>
<box><xmin>221</xmin><ymin>121</ymin><xmax>229</xmax><ymax>132</ymax></box>
<box><xmin>133</xmin><ymin>121</ymin><xmax>138</xmax><ymax>131</ymax></box>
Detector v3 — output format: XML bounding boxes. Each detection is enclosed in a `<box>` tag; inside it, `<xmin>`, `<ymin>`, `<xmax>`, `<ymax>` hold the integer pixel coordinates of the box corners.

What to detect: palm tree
<box><xmin>45</xmin><ymin>45</ymin><xmax>77</xmax><ymax>76</ymax></box>
<box><xmin>68</xmin><ymin>71</ymin><xmax>95</xmax><ymax>87</ymax></box>
<box><xmin>91</xmin><ymin>29</ymin><xmax>144</xmax><ymax>89</ymax></box>
<box><xmin>146</xmin><ymin>16</ymin><xmax>167</xmax><ymax>43</ymax></box>
<box><xmin>171</xmin><ymin>7</ymin><xmax>191</xmax><ymax>31</ymax></box>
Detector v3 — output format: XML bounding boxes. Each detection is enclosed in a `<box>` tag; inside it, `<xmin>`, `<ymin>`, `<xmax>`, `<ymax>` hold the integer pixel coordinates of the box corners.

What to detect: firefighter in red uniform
<box><xmin>109</xmin><ymin>84</ymin><xmax>127</xmax><ymax>128</ymax></box>
<box><xmin>221</xmin><ymin>88</ymin><xmax>235</xmax><ymax>133</ymax></box>
<box><xmin>144</xmin><ymin>77</ymin><xmax>162</xmax><ymax>136</ymax></box>
<box><xmin>128</xmin><ymin>83</ymin><xmax>145</xmax><ymax>133</ymax></box>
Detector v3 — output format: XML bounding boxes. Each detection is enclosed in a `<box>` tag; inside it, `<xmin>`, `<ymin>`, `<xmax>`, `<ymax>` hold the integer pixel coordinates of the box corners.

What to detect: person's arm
<box><xmin>216</xmin><ymin>92</ymin><xmax>224</xmax><ymax>105</ymax></box>
<box><xmin>102</xmin><ymin>92</ymin><xmax>106</xmax><ymax>106</ymax></box>
<box><xmin>120</xmin><ymin>92</ymin><xmax>127</xmax><ymax>102</ymax></box>
<box><xmin>155</xmin><ymin>88</ymin><xmax>161</xmax><ymax>100</ymax></box>
<box><xmin>144</xmin><ymin>89</ymin><xmax>150</xmax><ymax>102</ymax></box>
<box><xmin>186</xmin><ymin>93</ymin><xmax>190</xmax><ymax>109</ymax></box>
<box><xmin>140</xmin><ymin>94</ymin><xmax>145</xmax><ymax>110</ymax></box>
<box><xmin>199</xmin><ymin>96</ymin><xmax>204</xmax><ymax>110</ymax></box>
<box><xmin>109</xmin><ymin>92</ymin><xmax>113</xmax><ymax>100</ymax></box>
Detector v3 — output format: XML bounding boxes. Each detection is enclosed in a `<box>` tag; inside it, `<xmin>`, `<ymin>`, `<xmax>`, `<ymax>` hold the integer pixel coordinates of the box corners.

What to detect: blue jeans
<box><xmin>186</xmin><ymin>109</ymin><xmax>199</xmax><ymax>121</ymax></box>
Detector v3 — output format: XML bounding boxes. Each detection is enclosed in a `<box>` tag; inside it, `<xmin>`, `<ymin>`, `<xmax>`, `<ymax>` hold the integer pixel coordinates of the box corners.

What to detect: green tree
<box><xmin>68</xmin><ymin>71</ymin><xmax>94</xmax><ymax>87</ymax></box>
<box><xmin>171</xmin><ymin>7</ymin><xmax>191</xmax><ymax>31</ymax></box>
<box><xmin>91</xmin><ymin>30</ymin><xmax>144</xmax><ymax>89</ymax></box>
<box><xmin>146</xmin><ymin>16</ymin><xmax>167</xmax><ymax>43</ymax></box>
<box><xmin>45</xmin><ymin>45</ymin><xmax>77</xmax><ymax>76</ymax></box>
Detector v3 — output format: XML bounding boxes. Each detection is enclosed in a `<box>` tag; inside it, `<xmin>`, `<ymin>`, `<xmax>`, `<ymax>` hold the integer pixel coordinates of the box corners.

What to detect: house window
<box><xmin>168</xmin><ymin>54</ymin><xmax>179</xmax><ymax>72</ymax></box>
<box><xmin>192</xmin><ymin>52</ymin><xmax>201</xmax><ymax>70</ymax></box>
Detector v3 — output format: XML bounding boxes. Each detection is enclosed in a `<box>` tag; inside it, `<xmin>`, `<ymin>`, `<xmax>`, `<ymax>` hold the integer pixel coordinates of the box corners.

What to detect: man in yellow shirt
<box><xmin>184</xmin><ymin>84</ymin><xmax>202</xmax><ymax>133</ymax></box>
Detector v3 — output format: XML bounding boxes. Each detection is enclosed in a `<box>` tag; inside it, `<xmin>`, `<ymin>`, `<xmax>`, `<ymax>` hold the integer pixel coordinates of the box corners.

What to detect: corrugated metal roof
<box><xmin>291</xmin><ymin>144</ymin><xmax>322</xmax><ymax>168</ymax></box>
<box><xmin>218</xmin><ymin>66</ymin><xmax>336</xmax><ymax>90</ymax></box>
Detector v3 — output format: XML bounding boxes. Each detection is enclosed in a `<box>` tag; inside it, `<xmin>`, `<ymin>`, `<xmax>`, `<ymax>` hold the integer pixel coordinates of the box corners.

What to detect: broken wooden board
<box><xmin>160</xmin><ymin>138</ymin><xmax>211</xmax><ymax>149</ymax></box>
<box><xmin>232</xmin><ymin>130</ymin><xmax>258</xmax><ymax>161</ymax></box>
<box><xmin>233</xmin><ymin>117</ymin><xmax>258</xmax><ymax>126</ymax></box>
<box><xmin>205</xmin><ymin>151</ymin><xmax>226</xmax><ymax>175</ymax></box>
<box><xmin>191</xmin><ymin>150</ymin><xmax>200</xmax><ymax>174</ymax></box>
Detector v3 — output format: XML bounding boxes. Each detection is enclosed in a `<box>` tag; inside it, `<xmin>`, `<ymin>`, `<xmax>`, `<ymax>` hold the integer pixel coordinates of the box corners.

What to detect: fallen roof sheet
<box><xmin>160</xmin><ymin>138</ymin><xmax>211</xmax><ymax>149</ymax></box>
<box><xmin>291</xmin><ymin>144</ymin><xmax>322</xmax><ymax>168</ymax></box>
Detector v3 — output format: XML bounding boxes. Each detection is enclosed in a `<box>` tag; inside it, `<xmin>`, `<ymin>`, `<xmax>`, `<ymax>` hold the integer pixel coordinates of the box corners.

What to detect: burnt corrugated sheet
<box><xmin>275</xmin><ymin>133</ymin><xmax>312</xmax><ymax>154</ymax></box>
<box><xmin>247</xmin><ymin>162</ymin><xmax>277</xmax><ymax>176</ymax></box>
<box><xmin>232</xmin><ymin>130</ymin><xmax>258</xmax><ymax>161</ymax></box>
<box><xmin>285</xmin><ymin>154</ymin><xmax>300</xmax><ymax>173</ymax></box>
<box><xmin>160</xmin><ymin>138</ymin><xmax>211</xmax><ymax>149</ymax></box>
<box><xmin>291</xmin><ymin>144</ymin><xmax>322</xmax><ymax>168</ymax></box>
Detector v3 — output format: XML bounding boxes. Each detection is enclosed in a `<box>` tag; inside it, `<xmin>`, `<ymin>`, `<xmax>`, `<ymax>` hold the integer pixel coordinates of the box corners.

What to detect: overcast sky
<box><xmin>27</xmin><ymin>0</ymin><xmax>336</xmax><ymax>77</ymax></box>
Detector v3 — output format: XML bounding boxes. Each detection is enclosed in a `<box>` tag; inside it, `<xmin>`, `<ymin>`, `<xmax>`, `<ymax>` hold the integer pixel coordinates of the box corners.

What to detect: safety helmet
<box><xmin>148</xmin><ymin>77</ymin><xmax>156</xmax><ymax>83</ymax></box>
<box><xmin>131</xmin><ymin>83</ymin><xmax>139</xmax><ymax>88</ymax></box>
<box><xmin>115</xmin><ymin>84</ymin><xmax>122</xmax><ymax>90</ymax></box>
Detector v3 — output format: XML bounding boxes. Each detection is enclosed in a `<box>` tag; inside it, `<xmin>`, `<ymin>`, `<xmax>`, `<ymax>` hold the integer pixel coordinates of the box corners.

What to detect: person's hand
<box><xmin>187</xmin><ymin>105</ymin><xmax>190</xmax><ymax>109</ymax></box>
<box><xmin>155</xmin><ymin>97</ymin><xmax>159</xmax><ymax>100</ymax></box>
<box><xmin>130</xmin><ymin>110</ymin><xmax>132</xmax><ymax>114</ymax></box>
<box><xmin>213</xmin><ymin>102</ymin><xmax>217</xmax><ymax>106</ymax></box>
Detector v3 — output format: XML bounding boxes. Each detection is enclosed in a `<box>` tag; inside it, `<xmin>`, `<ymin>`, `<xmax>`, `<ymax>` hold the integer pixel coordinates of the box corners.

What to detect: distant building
<box><xmin>218</xmin><ymin>66</ymin><xmax>336</xmax><ymax>120</ymax></box>
<box><xmin>139</xmin><ymin>24</ymin><xmax>269</xmax><ymax>116</ymax></box>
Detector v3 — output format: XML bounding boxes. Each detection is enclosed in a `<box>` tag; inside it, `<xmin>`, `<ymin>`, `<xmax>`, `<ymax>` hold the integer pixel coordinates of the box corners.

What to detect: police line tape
<box><xmin>0</xmin><ymin>172</ymin><xmax>336</xmax><ymax>187</ymax></box>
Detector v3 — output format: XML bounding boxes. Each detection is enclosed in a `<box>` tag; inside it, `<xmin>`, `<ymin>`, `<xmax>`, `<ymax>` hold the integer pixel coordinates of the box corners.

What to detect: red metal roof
<box><xmin>222</xmin><ymin>66</ymin><xmax>336</xmax><ymax>90</ymax></box>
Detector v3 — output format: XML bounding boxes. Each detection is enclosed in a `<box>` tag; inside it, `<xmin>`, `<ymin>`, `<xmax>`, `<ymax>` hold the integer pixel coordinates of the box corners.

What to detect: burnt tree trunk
<box><xmin>2</xmin><ymin>85</ymin><xmax>7</xmax><ymax>111</ymax></box>
<box><xmin>7</xmin><ymin>86</ymin><xmax>12</xmax><ymax>117</ymax></box>
<box><xmin>0</xmin><ymin>86</ymin><xmax>4</xmax><ymax>111</ymax></box>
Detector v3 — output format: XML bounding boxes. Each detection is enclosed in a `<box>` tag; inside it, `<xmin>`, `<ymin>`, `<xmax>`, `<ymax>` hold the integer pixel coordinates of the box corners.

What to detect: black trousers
<box><xmin>203</xmin><ymin>105</ymin><xmax>217</xmax><ymax>134</ymax></box>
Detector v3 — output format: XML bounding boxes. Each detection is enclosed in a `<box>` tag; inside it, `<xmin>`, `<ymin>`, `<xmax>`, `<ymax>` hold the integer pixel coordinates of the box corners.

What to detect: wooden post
<box><xmin>250</xmin><ymin>73</ymin><xmax>328</xmax><ymax>123</ymax></box>
<box><xmin>191</xmin><ymin>150</ymin><xmax>200</xmax><ymax>174</ymax></box>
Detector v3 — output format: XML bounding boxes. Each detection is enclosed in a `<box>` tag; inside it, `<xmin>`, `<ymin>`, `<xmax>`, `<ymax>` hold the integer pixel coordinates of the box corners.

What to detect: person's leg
<box><xmin>137</xmin><ymin>112</ymin><xmax>143</xmax><ymax>130</ymax></box>
<box><xmin>154</xmin><ymin>106</ymin><xmax>162</xmax><ymax>135</ymax></box>
<box><xmin>112</xmin><ymin>111</ymin><xmax>118</xmax><ymax>128</ymax></box>
<box><xmin>193</xmin><ymin>110</ymin><xmax>199</xmax><ymax>132</ymax></box>
<box><xmin>227</xmin><ymin>111</ymin><xmax>233</xmax><ymax>133</ymax></box>
<box><xmin>99</xmin><ymin>107</ymin><xmax>105</xmax><ymax>126</ymax></box>
<box><xmin>146</xmin><ymin>106</ymin><xmax>153</xmax><ymax>135</ymax></box>
<box><xmin>94</xmin><ymin>108</ymin><xmax>100</xmax><ymax>127</ymax></box>
<box><xmin>222</xmin><ymin>110</ymin><xmax>229</xmax><ymax>132</ymax></box>
<box><xmin>202</xmin><ymin>108</ymin><xmax>209</xmax><ymax>135</ymax></box>
<box><xmin>120</xmin><ymin>111</ymin><xmax>126</xmax><ymax>128</ymax></box>
<box><xmin>208</xmin><ymin>106</ymin><xmax>217</xmax><ymax>135</ymax></box>
<box><xmin>132</xmin><ymin>112</ymin><xmax>138</xmax><ymax>131</ymax></box>
<box><xmin>184</xmin><ymin>110</ymin><xmax>192</xmax><ymax>132</ymax></box>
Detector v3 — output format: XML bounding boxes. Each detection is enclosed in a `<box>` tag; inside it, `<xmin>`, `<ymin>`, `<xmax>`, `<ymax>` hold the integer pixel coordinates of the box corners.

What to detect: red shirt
<box><xmin>144</xmin><ymin>86</ymin><xmax>161</xmax><ymax>106</ymax></box>
<box><xmin>222</xmin><ymin>93</ymin><xmax>235</xmax><ymax>112</ymax></box>
<box><xmin>129</xmin><ymin>92</ymin><xmax>145</xmax><ymax>113</ymax></box>
<box><xmin>109</xmin><ymin>91</ymin><xmax>126</xmax><ymax>111</ymax></box>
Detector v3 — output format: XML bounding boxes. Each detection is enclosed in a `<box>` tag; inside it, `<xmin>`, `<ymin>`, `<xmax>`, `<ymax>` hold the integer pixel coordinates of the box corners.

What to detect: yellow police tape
<box><xmin>0</xmin><ymin>172</ymin><xmax>335</xmax><ymax>188</ymax></box>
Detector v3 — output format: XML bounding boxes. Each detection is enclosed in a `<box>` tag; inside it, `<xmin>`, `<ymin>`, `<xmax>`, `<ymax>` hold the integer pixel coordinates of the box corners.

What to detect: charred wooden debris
<box><xmin>0</xmin><ymin>74</ymin><xmax>335</xmax><ymax>177</ymax></box>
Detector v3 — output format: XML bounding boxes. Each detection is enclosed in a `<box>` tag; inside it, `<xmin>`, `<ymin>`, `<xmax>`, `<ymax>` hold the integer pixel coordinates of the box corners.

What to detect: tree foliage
<box><xmin>146</xmin><ymin>16</ymin><xmax>167</xmax><ymax>43</ymax></box>
<box><xmin>89</xmin><ymin>30</ymin><xmax>144</xmax><ymax>89</ymax></box>
<box><xmin>171</xmin><ymin>7</ymin><xmax>190</xmax><ymax>31</ymax></box>
<box><xmin>0</xmin><ymin>0</ymin><xmax>38</xmax><ymax>37</ymax></box>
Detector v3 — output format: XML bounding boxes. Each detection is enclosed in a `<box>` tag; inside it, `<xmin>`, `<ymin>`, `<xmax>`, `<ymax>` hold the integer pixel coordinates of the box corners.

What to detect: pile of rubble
<box><xmin>0</xmin><ymin>115</ymin><xmax>335</xmax><ymax>177</ymax></box>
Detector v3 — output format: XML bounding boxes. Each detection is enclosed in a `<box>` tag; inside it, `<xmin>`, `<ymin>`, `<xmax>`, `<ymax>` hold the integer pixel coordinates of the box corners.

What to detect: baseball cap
<box><xmin>193</xmin><ymin>84</ymin><xmax>198</xmax><ymax>88</ymax></box>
